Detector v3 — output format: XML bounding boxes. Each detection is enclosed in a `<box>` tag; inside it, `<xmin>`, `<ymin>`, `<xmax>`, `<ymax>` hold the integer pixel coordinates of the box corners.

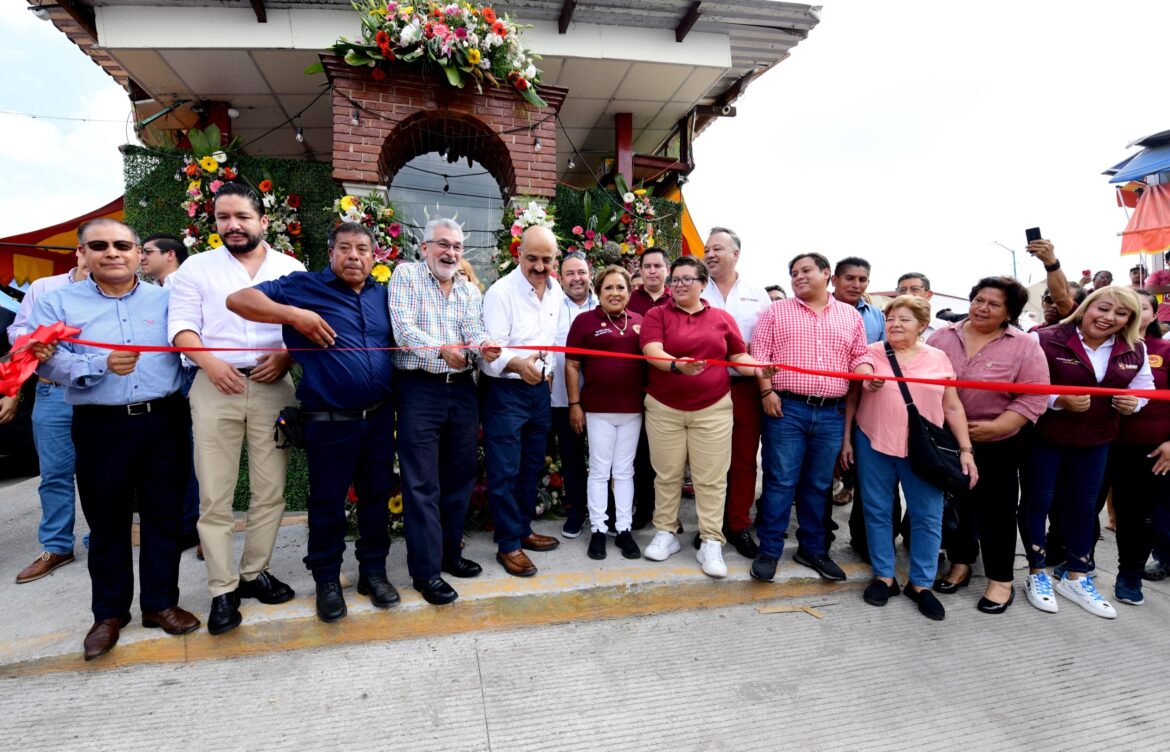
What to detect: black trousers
<box><xmin>1111</xmin><ymin>442</ymin><xmax>1170</xmax><ymax>577</ymax></box>
<box><xmin>302</xmin><ymin>404</ymin><xmax>394</xmax><ymax>583</ymax></box>
<box><xmin>942</xmin><ymin>435</ymin><xmax>1022</xmax><ymax>582</ymax></box>
<box><xmin>72</xmin><ymin>393</ymin><xmax>190</xmax><ymax>622</ymax></box>
<box><xmin>550</xmin><ymin>407</ymin><xmax>588</xmax><ymax>524</ymax></box>
<box><xmin>631</xmin><ymin>422</ymin><xmax>657</xmax><ymax>527</ymax></box>
<box><xmin>396</xmin><ymin>372</ymin><xmax>477</xmax><ymax>580</ymax></box>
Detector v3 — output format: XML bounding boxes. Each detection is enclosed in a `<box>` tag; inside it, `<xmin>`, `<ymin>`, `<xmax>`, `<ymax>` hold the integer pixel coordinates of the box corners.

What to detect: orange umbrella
<box><xmin>1121</xmin><ymin>182</ymin><xmax>1170</xmax><ymax>256</ymax></box>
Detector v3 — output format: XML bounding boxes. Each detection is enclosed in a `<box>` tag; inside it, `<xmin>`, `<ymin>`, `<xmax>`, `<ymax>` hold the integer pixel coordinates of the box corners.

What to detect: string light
<box><xmin>350</xmin><ymin>110</ymin><xmax>360</xmax><ymax>126</ymax></box>
<box><xmin>533</xmin><ymin>136</ymin><xmax>542</xmax><ymax>152</ymax></box>
<box><xmin>567</xmin><ymin>156</ymin><xmax>576</xmax><ymax>169</ymax></box>
<box><xmin>442</xmin><ymin>177</ymin><xmax>450</xmax><ymax>193</ymax></box>
<box><xmin>295</xmin><ymin>126</ymin><xmax>304</xmax><ymax>143</ymax></box>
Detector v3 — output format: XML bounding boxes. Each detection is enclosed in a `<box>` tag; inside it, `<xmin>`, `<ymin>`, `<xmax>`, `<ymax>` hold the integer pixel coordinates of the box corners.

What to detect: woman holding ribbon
<box><xmin>1106</xmin><ymin>289</ymin><xmax>1170</xmax><ymax>607</ymax></box>
<box><xmin>928</xmin><ymin>277</ymin><xmax>1049</xmax><ymax>614</ymax></box>
<box><xmin>564</xmin><ymin>265</ymin><xmax>647</xmax><ymax>561</ymax></box>
<box><xmin>1023</xmin><ymin>286</ymin><xmax>1154</xmax><ymax>618</ymax></box>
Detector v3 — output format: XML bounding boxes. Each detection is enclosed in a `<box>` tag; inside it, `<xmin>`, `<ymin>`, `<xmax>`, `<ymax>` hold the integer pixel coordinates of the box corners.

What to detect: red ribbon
<box><xmin>0</xmin><ymin>323</ymin><xmax>82</xmax><ymax>397</ymax></box>
<box><xmin>8</xmin><ymin>325</ymin><xmax>1157</xmax><ymax>402</ymax></box>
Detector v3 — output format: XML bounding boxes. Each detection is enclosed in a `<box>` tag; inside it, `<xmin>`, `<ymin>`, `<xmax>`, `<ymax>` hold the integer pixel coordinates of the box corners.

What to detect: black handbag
<box><xmin>273</xmin><ymin>406</ymin><xmax>304</xmax><ymax>449</ymax></box>
<box><xmin>884</xmin><ymin>345</ymin><xmax>970</xmax><ymax>496</ymax></box>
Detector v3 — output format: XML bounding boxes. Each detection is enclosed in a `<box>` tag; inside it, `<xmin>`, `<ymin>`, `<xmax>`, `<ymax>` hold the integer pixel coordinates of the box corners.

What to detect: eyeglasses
<box><xmin>896</xmin><ymin>286</ymin><xmax>926</xmax><ymax>294</ymax></box>
<box><xmin>669</xmin><ymin>276</ymin><xmax>701</xmax><ymax>286</ymax></box>
<box><xmin>1041</xmin><ymin>295</ymin><xmax>1055</xmax><ymax>305</ymax></box>
<box><xmin>81</xmin><ymin>240</ymin><xmax>136</xmax><ymax>252</ymax></box>
<box><xmin>427</xmin><ymin>239</ymin><xmax>464</xmax><ymax>252</ymax></box>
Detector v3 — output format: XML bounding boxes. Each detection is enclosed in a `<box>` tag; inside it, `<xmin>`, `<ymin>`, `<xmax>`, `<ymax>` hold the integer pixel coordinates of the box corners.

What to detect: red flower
<box><xmin>186</xmin><ymin>224</ymin><xmax>199</xmax><ymax>237</ymax></box>
<box><xmin>203</xmin><ymin>200</ymin><xmax>214</xmax><ymax>214</ymax></box>
<box><xmin>389</xmin><ymin>247</ymin><xmax>400</xmax><ymax>259</ymax></box>
<box><xmin>286</xmin><ymin>194</ymin><xmax>301</xmax><ymax>208</ymax></box>
<box><xmin>424</xmin><ymin>22</ymin><xmax>435</xmax><ymax>38</ymax></box>
<box><xmin>375</xmin><ymin>30</ymin><xmax>391</xmax><ymax>46</ymax></box>
<box><xmin>287</xmin><ymin>221</ymin><xmax>302</xmax><ymax>236</ymax></box>
<box><xmin>492</xmin><ymin>20</ymin><xmax>507</xmax><ymax>37</ymax></box>
<box><xmin>372</xmin><ymin>66</ymin><xmax>387</xmax><ymax>80</ymax></box>
<box><xmin>515</xmin><ymin>77</ymin><xmax>529</xmax><ymax>90</ymax></box>
<box><xmin>548</xmin><ymin>472</ymin><xmax>563</xmax><ymax>489</ymax></box>
<box><xmin>620</xmin><ymin>213</ymin><xmax>632</xmax><ymax>224</ymax></box>
<box><xmin>510</xmin><ymin>245</ymin><xmax>520</xmax><ymax>259</ymax></box>
<box><xmin>258</xmin><ymin>179</ymin><xmax>273</xmax><ymax>193</ymax></box>
<box><xmin>185</xmin><ymin>164</ymin><xmax>199</xmax><ymax>177</ymax></box>
<box><xmin>223</xmin><ymin>167</ymin><xmax>237</xmax><ymax>180</ymax></box>
<box><xmin>481</xmin><ymin>7</ymin><xmax>497</xmax><ymax>24</ymax></box>
<box><xmin>347</xmin><ymin>485</ymin><xmax>359</xmax><ymax>503</ymax></box>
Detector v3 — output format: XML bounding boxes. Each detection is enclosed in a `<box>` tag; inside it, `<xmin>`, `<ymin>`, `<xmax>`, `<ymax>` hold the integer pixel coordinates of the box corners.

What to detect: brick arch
<box><xmin>379</xmin><ymin>111</ymin><xmax>515</xmax><ymax>198</ymax></box>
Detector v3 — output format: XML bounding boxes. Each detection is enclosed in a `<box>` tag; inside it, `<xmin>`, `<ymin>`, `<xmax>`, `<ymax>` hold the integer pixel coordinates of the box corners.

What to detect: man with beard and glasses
<box><xmin>168</xmin><ymin>182</ymin><xmax>304</xmax><ymax>635</ymax></box>
<box><xmin>227</xmin><ymin>222</ymin><xmax>399</xmax><ymax>622</ymax></box>
<box><xmin>388</xmin><ymin>218</ymin><xmax>501</xmax><ymax>605</ymax></box>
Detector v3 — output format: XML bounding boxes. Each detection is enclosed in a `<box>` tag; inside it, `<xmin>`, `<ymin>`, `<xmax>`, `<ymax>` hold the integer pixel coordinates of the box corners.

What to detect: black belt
<box><xmin>400</xmin><ymin>369</ymin><xmax>474</xmax><ymax>384</ymax></box>
<box><xmin>301</xmin><ymin>403</ymin><xmax>384</xmax><ymax>423</ymax></box>
<box><xmin>74</xmin><ymin>392</ymin><xmax>183</xmax><ymax>417</ymax></box>
<box><xmin>237</xmin><ymin>366</ymin><xmax>255</xmax><ymax>376</ymax></box>
<box><xmin>779</xmin><ymin>391</ymin><xmax>845</xmax><ymax>407</ymax></box>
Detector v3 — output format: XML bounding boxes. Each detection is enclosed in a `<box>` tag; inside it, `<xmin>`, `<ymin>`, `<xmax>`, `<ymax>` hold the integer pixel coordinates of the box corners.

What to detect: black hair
<box><xmin>670</xmin><ymin>256</ymin><xmax>709</xmax><ymax>285</ymax></box>
<box><xmin>142</xmin><ymin>233</ymin><xmax>187</xmax><ymax>264</ymax></box>
<box><xmin>1133</xmin><ymin>288</ymin><xmax>1162</xmax><ymax>338</ymax></box>
<box><xmin>212</xmin><ymin>182</ymin><xmax>265</xmax><ymax>216</ymax></box>
<box><xmin>833</xmin><ymin>256</ymin><xmax>871</xmax><ymax>276</ymax></box>
<box><xmin>968</xmin><ymin>276</ymin><xmax>1029</xmax><ymax>328</ymax></box>
<box><xmin>328</xmin><ymin>221</ymin><xmax>376</xmax><ymax>248</ymax></box>
<box><xmin>896</xmin><ymin>272</ymin><xmax>930</xmax><ymax>290</ymax></box>
<box><xmin>788</xmin><ymin>253</ymin><xmax>830</xmax><ymax>274</ymax></box>
<box><xmin>640</xmin><ymin>247</ymin><xmax>668</xmax><ymax>265</ymax></box>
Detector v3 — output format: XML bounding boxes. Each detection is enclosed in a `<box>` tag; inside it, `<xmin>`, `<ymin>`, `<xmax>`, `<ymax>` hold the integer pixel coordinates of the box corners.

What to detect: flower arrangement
<box><xmin>330</xmin><ymin>193</ymin><xmax>409</xmax><ymax>283</ymax></box>
<box><xmin>313</xmin><ymin>0</ymin><xmax>547</xmax><ymax>108</ymax></box>
<box><xmin>258</xmin><ymin>179</ymin><xmax>304</xmax><ymax>261</ymax></box>
<box><xmin>536</xmin><ymin>453</ymin><xmax>564</xmax><ymax>517</ymax></box>
<box><xmin>493</xmin><ymin>199</ymin><xmax>554</xmax><ymax>278</ymax></box>
<box><xmin>616</xmin><ymin>187</ymin><xmax>656</xmax><ymax>257</ymax></box>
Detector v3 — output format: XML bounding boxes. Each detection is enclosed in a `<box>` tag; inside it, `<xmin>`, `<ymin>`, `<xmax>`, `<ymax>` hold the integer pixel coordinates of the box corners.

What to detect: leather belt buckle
<box><xmin>126</xmin><ymin>401</ymin><xmax>152</xmax><ymax>416</ymax></box>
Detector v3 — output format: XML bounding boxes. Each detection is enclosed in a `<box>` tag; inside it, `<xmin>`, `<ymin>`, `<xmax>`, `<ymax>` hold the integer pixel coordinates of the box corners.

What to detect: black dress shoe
<box><xmin>615</xmin><ymin>531</ymin><xmax>641</xmax><ymax>559</ymax></box>
<box><xmin>727</xmin><ymin>529</ymin><xmax>759</xmax><ymax>559</ymax></box>
<box><xmin>413</xmin><ymin>576</ymin><xmax>458</xmax><ymax>605</ymax></box>
<box><xmin>793</xmin><ymin>549</ymin><xmax>847</xmax><ymax>581</ymax></box>
<box><xmin>587</xmin><ymin>531</ymin><xmax>608</xmax><ymax>560</ymax></box>
<box><xmin>236</xmin><ymin>571</ymin><xmax>295</xmax><ymax>604</ymax></box>
<box><xmin>905</xmin><ymin>586</ymin><xmax>946</xmax><ymax>621</ymax></box>
<box><xmin>976</xmin><ymin>587</ymin><xmax>1015</xmax><ymax>615</ymax></box>
<box><xmin>933</xmin><ymin>569</ymin><xmax>972</xmax><ymax>594</ymax></box>
<box><xmin>441</xmin><ymin>557</ymin><xmax>483</xmax><ymax>578</ymax></box>
<box><xmin>750</xmin><ymin>554</ymin><xmax>778</xmax><ymax>582</ymax></box>
<box><xmin>315</xmin><ymin>581</ymin><xmax>347</xmax><ymax>622</ymax></box>
<box><xmin>207</xmin><ymin>593</ymin><xmax>242</xmax><ymax>635</ymax></box>
<box><xmin>692</xmin><ymin>531</ymin><xmax>702</xmax><ymax>550</ymax></box>
<box><xmin>863</xmin><ymin>578</ymin><xmax>901</xmax><ymax>607</ymax></box>
<box><xmin>357</xmin><ymin>574</ymin><xmax>401</xmax><ymax>608</ymax></box>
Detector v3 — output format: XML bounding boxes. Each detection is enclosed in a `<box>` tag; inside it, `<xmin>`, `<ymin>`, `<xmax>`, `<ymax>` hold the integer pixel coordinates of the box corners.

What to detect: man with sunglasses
<box><xmin>8</xmin><ymin>244</ymin><xmax>89</xmax><ymax>586</ymax></box>
<box><xmin>168</xmin><ymin>182</ymin><xmax>305</xmax><ymax>635</ymax></box>
<box><xmin>29</xmin><ymin>218</ymin><xmax>199</xmax><ymax>661</ymax></box>
<box><xmin>388</xmin><ymin>218</ymin><xmax>501</xmax><ymax>604</ymax></box>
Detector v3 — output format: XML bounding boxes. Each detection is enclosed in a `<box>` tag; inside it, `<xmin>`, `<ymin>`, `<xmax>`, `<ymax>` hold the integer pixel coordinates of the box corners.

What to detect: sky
<box><xmin>3</xmin><ymin>0</ymin><xmax>1169</xmax><ymax>299</ymax></box>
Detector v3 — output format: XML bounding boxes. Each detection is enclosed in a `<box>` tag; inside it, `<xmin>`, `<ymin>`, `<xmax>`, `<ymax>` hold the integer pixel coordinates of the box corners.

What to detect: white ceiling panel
<box><xmin>615</xmin><ymin>63</ymin><xmax>694</xmax><ymax>101</ymax></box>
<box><xmin>161</xmin><ymin>50</ymin><xmax>271</xmax><ymax>95</ymax></box>
<box><xmin>252</xmin><ymin>50</ymin><xmax>330</xmax><ymax>94</ymax></box>
<box><xmin>556</xmin><ymin>59</ymin><xmax>632</xmax><ymax>99</ymax></box>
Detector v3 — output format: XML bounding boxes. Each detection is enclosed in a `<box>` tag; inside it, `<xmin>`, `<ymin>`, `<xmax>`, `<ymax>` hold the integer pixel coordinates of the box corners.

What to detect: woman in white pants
<box><xmin>565</xmin><ymin>266</ymin><xmax>648</xmax><ymax>559</ymax></box>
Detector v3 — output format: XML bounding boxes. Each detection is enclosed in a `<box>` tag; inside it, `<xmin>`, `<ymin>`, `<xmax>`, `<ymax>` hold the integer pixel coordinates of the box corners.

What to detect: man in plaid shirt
<box><xmin>388</xmin><ymin>218</ymin><xmax>501</xmax><ymax>605</ymax></box>
<box><xmin>748</xmin><ymin>253</ymin><xmax>874</xmax><ymax>583</ymax></box>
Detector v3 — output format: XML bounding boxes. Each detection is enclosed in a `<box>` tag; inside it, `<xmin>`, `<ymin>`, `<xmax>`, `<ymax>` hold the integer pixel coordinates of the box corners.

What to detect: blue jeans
<box><xmin>31</xmin><ymin>383</ymin><xmax>77</xmax><ymax>555</ymax></box>
<box><xmin>853</xmin><ymin>429</ymin><xmax>944</xmax><ymax>588</ymax></box>
<box><xmin>483</xmin><ymin>378</ymin><xmax>551</xmax><ymax>554</ymax></box>
<box><xmin>1023</xmin><ymin>438</ymin><xmax>1109</xmax><ymax>573</ymax></box>
<box><xmin>756</xmin><ymin>397</ymin><xmax>845</xmax><ymax>558</ymax></box>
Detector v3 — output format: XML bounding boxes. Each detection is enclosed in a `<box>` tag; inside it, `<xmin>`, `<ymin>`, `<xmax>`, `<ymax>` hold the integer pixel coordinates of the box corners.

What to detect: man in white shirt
<box><xmin>10</xmin><ymin>248</ymin><xmax>88</xmax><ymax>585</ymax></box>
<box><xmin>168</xmin><ymin>182</ymin><xmax>304</xmax><ymax>635</ymax></box>
<box><xmin>140</xmin><ymin>234</ymin><xmax>187</xmax><ymax>287</ymax></box>
<box><xmin>551</xmin><ymin>251</ymin><xmax>597</xmax><ymax>538</ymax></box>
<box><xmin>701</xmin><ymin>227</ymin><xmax>771</xmax><ymax>559</ymax></box>
<box><xmin>480</xmin><ymin>225</ymin><xmax>564</xmax><ymax>577</ymax></box>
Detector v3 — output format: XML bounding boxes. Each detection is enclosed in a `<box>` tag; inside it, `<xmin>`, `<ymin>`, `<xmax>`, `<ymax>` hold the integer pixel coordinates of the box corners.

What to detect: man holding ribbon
<box><xmin>30</xmin><ymin>218</ymin><xmax>199</xmax><ymax>661</ymax></box>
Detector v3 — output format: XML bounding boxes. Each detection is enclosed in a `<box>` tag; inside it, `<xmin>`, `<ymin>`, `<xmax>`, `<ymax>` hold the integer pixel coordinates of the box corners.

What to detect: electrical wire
<box><xmin>0</xmin><ymin>109</ymin><xmax>127</xmax><ymax>123</ymax></box>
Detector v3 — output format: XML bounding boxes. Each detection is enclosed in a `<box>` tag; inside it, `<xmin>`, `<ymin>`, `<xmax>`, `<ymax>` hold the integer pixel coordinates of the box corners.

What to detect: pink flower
<box><xmin>571</xmin><ymin>225</ymin><xmax>583</xmax><ymax>235</ymax></box>
<box><xmin>511</xmin><ymin>223</ymin><xmax>523</xmax><ymax>237</ymax></box>
<box><xmin>208</xmin><ymin>180</ymin><xmax>224</xmax><ymax>193</ymax></box>
<box><xmin>389</xmin><ymin>223</ymin><xmax>402</xmax><ymax>238</ymax></box>
<box><xmin>187</xmin><ymin>204</ymin><xmax>197</xmax><ymax>218</ymax></box>
<box><xmin>455</xmin><ymin>27</ymin><xmax>468</xmax><ymax>40</ymax></box>
<box><xmin>583</xmin><ymin>240</ymin><xmax>594</xmax><ymax>250</ymax></box>
<box><xmin>567</xmin><ymin>245</ymin><xmax>578</xmax><ymax>253</ymax></box>
<box><xmin>585</xmin><ymin>229</ymin><xmax>595</xmax><ymax>239</ymax></box>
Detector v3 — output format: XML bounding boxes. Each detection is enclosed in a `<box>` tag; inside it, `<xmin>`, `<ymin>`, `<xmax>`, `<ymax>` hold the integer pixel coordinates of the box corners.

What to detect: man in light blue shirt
<box><xmin>832</xmin><ymin>256</ymin><xmax>885</xmax><ymax>344</ymax></box>
<box><xmin>30</xmin><ymin>218</ymin><xmax>199</xmax><ymax>662</ymax></box>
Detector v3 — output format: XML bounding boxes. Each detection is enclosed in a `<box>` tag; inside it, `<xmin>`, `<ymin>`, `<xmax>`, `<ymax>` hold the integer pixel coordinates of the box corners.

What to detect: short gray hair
<box><xmin>708</xmin><ymin>226</ymin><xmax>741</xmax><ymax>251</ymax></box>
<box><xmin>423</xmin><ymin>217</ymin><xmax>463</xmax><ymax>242</ymax></box>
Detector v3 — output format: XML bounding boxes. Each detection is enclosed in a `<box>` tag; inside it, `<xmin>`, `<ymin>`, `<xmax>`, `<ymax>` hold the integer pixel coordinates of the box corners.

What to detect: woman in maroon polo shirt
<box><xmin>638</xmin><ymin>256</ymin><xmax>772</xmax><ymax>579</ymax></box>
<box><xmin>1108</xmin><ymin>289</ymin><xmax>1170</xmax><ymax>606</ymax></box>
<box><xmin>1023</xmin><ymin>286</ymin><xmax>1154</xmax><ymax>619</ymax></box>
<box><xmin>564</xmin><ymin>265</ymin><xmax>647</xmax><ymax>561</ymax></box>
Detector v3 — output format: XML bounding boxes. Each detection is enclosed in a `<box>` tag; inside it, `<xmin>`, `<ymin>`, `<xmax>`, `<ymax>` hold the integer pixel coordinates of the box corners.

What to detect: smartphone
<box><xmin>1025</xmin><ymin>227</ymin><xmax>1042</xmax><ymax>243</ymax></box>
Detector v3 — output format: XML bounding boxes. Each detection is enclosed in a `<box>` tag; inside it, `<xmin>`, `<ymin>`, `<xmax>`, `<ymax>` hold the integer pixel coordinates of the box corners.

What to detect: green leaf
<box><xmin>614</xmin><ymin>173</ymin><xmax>631</xmax><ymax>198</ymax></box>
<box><xmin>304</xmin><ymin>61</ymin><xmax>325</xmax><ymax>75</ymax></box>
<box><xmin>344</xmin><ymin>49</ymin><xmax>374</xmax><ymax>66</ymax></box>
<box><xmin>442</xmin><ymin>64</ymin><xmax>464</xmax><ymax>88</ymax></box>
<box><xmin>399</xmin><ymin>47</ymin><xmax>424</xmax><ymax>62</ymax></box>
<box><xmin>518</xmin><ymin>86</ymin><xmax>548</xmax><ymax>108</ymax></box>
<box><xmin>583</xmin><ymin>192</ymin><xmax>592</xmax><ymax>223</ymax></box>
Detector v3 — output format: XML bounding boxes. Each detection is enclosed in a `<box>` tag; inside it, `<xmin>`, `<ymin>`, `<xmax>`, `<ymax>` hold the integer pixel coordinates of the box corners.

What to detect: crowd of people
<box><xmin>4</xmin><ymin>181</ymin><xmax>1168</xmax><ymax>662</ymax></box>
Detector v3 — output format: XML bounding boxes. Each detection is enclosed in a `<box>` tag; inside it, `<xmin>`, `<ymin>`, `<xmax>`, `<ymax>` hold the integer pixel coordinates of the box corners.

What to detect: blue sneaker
<box><xmin>1115</xmin><ymin>573</ymin><xmax>1145</xmax><ymax>606</ymax></box>
<box><xmin>1025</xmin><ymin>571</ymin><xmax>1058</xmax><ymax>613</ymax></box>
<box><xmin>1053</xmin><ymin>563</ymin><xmax>1095</xmax><ymax>582</ymax></box>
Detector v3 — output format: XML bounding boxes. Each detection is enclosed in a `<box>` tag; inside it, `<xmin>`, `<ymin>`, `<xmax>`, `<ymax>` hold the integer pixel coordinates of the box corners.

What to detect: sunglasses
<box><xmin>81</xmin><ymin>240</ymin><xmax>137</xmax><ymax>252</ymax></box>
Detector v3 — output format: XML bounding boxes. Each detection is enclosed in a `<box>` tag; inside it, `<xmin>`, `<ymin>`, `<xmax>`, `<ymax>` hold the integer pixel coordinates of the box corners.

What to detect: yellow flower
<box><xmin>339</xmin><ymin>195</ymin><xmax>357</xmax><ymax>212</ymax></box>
<box><xmin>199</xmin><ymin>156</ymin><xmax>219</xmax><ymax>173</ymax></box>
<box><xmin>400</xmin><ymin>5</ymin><xmax>413</xmax><ymax>15</ymax></box>
<box><xmin>207</xmin><ymin>233</ymin><xmax>224</xmax><ymax>249</ymax></box>
<box><xmin>388</xmin><ymin>493</ymin><xmax>403</xmax><ymax>514</ymax></box>
<box><xmin>372</xmin><ymin>263</ymin><xmax>392</xmax><ymax>283</ymax></box>
<box><xmin>619</xmin><ymin>242</ymin><xmax>630</xmax><ymax>255</ymax></box>
<box><xmin>188</xmin><ymin>180</ymin><xmax>201</xmax><ymax>193</ymax></box>
<box><xmin>467</xmin><ymin>48</ymin><xmax>481</xmax><ymax>65</ymax></box>
<box><xmin>634</xmin><ymin>188</ymin><xmax>647</xmax><ymax>196</ymax></box>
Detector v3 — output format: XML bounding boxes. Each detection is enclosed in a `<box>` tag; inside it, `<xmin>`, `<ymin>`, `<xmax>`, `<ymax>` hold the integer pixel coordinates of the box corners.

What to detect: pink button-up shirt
<box><xmin>751</xmin><ymin>295</ymin><xmax>873</xmax><ymax>398</ymax></box>
<box><xmin>856</xmin><ymin>342</ymin><xmax>954</xmax><ymax>457</ymax></box>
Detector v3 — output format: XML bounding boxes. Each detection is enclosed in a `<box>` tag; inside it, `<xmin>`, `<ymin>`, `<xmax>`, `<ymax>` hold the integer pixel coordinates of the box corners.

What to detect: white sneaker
<box><xmin>696</xmin><ymin>540</ymin><xmax>728</xmax><ymax>578</ymax></box>
<box><xmin>1055</xmin><ymin>574</ymin><xmax>1117</xmax><ymax>619</ymax></box>
<box><xmin>1025</xmin><ymin>572</ymin><xmax>1058</xmax><ymax>613</ymax></box>
<box><xmin>644</xmin><ymin>531</ymin><xmax>681</xmax><ymax>562</ymax></box>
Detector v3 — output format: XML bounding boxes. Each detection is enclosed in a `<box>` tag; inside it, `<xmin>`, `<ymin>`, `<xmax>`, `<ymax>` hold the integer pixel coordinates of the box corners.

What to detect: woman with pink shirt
<box><xmin>841</xmin><ymin>296</ymin><xmax>977</xmax><ymax>621</ymax></box>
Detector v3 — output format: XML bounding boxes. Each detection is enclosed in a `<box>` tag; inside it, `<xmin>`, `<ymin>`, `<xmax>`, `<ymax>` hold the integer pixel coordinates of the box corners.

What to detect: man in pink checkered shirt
<box><xmin>747</xmin><ymin>252</ymin><xmax>874</xmax><ymax>583</ymax></box>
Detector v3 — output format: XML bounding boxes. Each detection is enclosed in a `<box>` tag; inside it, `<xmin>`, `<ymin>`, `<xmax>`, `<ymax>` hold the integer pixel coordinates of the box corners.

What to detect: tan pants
<box><xmin>645</xmin><ymin>393</ymin><xmax>733</xmax><ymax>544</ymax></box>
<box><xmin>191</xmin><ymin>370</ymin><xmax>295</xmax><ymax>597</ymax></box>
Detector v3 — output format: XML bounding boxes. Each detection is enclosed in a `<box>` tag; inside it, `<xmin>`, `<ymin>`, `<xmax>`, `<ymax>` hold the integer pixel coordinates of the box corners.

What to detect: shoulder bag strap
<box><xmin>884</xmin><ymin>343</ymin><xmax>916</xmax><ymax>408</ymax></box>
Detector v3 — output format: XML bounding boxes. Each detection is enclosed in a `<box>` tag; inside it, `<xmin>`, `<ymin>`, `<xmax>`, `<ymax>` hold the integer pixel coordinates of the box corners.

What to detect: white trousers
<box><xmin>585</xmin><ymin>412</ymin><xmax>642</xmax><ymax>533</ymax></box>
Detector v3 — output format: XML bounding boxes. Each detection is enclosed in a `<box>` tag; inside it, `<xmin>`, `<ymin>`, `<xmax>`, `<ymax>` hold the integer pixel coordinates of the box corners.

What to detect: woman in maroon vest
<box><xmin>1108</xmin><ymin>289</ymin><xmax>1170</xmax><ymax>607</ymax></box>
<box><xmin>1024</xmin><ymin>287</ymin><xmax>1155</xmax><ymax>618</ymax></box>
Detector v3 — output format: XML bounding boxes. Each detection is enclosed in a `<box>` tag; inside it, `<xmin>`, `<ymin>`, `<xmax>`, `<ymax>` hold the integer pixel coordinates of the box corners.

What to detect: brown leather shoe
<box><xmin>195</xmin><ymin>544</ymin><xmax>204</xmax><ymax>561</ymax></box>
<box><xmin>520</xmin><ymin>533</ymin><xmax>561</xmax><ymax>552</ymax></box>
<box><xmin>15</xmin><ymin>551</ymin><xmax>74</xmax><ymax>584</ymax></box>
<box><xmin>142</xmin><ymin>606</ymin><xmax>201</xmax><ymax>635</ymax></box>
<box><xmin>83</xmin><ymin>614</ymin><xmax>130</xmax><ymax>662</ymax></box>
<box><xmin>496</xmin><ymin>550</ymin><xmax>538</xmax><ymax>577</ymax></box>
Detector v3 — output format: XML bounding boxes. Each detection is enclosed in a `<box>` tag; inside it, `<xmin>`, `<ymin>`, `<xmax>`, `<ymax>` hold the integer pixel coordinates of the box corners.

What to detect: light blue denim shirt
<box><xmin>856</xmin><ymin>298</ymin><xmax>886</xmax><ymax>344</ymax></box>
<box><xmin>30</xmin><ymin>277</ymin><xmax>182</xmax><ymax>406</ymax></box>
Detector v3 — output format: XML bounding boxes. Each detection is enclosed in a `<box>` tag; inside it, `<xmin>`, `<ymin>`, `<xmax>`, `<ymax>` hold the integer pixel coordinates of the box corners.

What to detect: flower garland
<box><xmin>330</xmin><ymin>193</ymin><xmax>408</xmax><ymax>283</ymax></box>
<box><xmin>258</xmin><ymin>179</ymin><xmax>304</xmax><ymax>261</ymax></box>
<box><xmin>315</xmin><ymin>0</ymin><xmax>547</xmax><ymax>108</ymax></box>
<box><xmin>493</xmin><ymin>199</ymin><xmax>554</xmax><ymax>279</ymax></box>
<box><xmin>616</xmin><ymin>188</ymin><xmax>656</xmax><ymax>257</ymax></box>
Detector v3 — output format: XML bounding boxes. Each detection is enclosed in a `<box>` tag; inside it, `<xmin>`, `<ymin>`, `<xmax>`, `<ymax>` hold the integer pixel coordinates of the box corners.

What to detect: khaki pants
<box><xmin>645</xmin><ymin>393</ymin><xmax>733</xmax><ymax>544</ymax></box>
<box><xmin>191</xmin><ymin>370</ymin><xmax>295</xmax><ymax>597</ymax></box>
